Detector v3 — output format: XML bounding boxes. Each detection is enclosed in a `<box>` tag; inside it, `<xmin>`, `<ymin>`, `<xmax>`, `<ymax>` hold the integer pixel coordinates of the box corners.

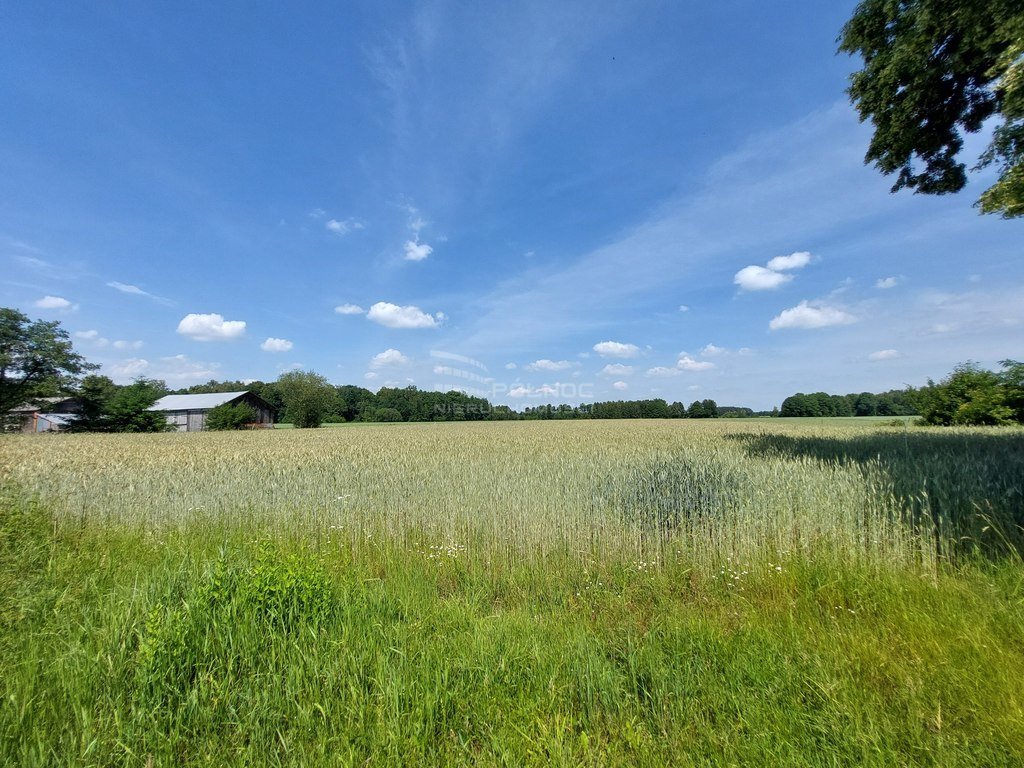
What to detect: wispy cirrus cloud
<box><xmin>525</xmin><ymin>359</ymin><xmax>574</xmax><ymax>372</ymax></box>
<box><xmin>107</xmin><ymin>281</ymin><xmax>174</xmax><ymax>305</ymax></box>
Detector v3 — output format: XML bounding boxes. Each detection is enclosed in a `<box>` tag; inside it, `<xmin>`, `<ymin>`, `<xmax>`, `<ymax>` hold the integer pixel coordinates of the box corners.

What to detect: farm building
<box><xmin>5</xmin><ymin>397</ymin><xmax>83</xmax><ymax>433</ymax></box>
<box><xmin>148</xmin><ymin>391</ymin><xmax>276</xmax><ymax>432</ymax></box>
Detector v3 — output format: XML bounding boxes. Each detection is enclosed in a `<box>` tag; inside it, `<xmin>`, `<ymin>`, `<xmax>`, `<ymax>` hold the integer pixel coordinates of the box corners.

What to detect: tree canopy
<box><xmin>276</xmin><ymin>370</ymin><xmax>337</xmax><ymax>429</ymax></box>
<box><xmin>0</xmin><ymin>307</ymin><xmax>95</xmax><ymax>415</ymax></box>
<box><xmin>910</xmin><ymin>360</ymin><xmax>1022</xmax><ymax>425</ymax></box>
<box><xmin>839</xmin><ymin>0</ymin><xmax>1024</xmax><ymax>217</ymax></box>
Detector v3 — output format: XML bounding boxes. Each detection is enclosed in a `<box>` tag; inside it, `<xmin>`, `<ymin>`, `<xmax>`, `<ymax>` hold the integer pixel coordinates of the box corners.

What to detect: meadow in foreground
<box><xmin>2</xmin><ymin>420</ymin><xmax>1023</xmax><ymax>765</ymax></box>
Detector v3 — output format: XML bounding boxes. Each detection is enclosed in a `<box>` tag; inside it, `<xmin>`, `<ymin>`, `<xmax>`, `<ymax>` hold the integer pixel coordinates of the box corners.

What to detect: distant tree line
<box><xmin>169</xmin><ymin>379</ymin><xmax>733</xmax><ymax>425</ymax></box>
<box><xmin>780</xmin><ymin>390</ymin><xmax>917</xmax><ymax>417</ymax></box>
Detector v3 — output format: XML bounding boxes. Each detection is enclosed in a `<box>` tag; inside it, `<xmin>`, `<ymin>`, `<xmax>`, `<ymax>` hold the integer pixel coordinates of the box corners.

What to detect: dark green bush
<box><xmin>205</xmin><ymin>402</ymin><xmax>258</xmax><ymax>430</ymax></box>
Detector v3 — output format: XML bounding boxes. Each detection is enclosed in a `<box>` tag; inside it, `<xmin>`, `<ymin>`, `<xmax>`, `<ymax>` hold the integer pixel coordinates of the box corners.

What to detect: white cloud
<box><xmin>876</xmin><ymin>276</ymin><xmax>899</xmax><ymax>289</ymax></box>
<box><xmin>107</xmin><ymin>281</ymin><xmax>147</xmax><ymax>296</ymax></box>
<box><xmin>335</xmin><ymin>303</ymin><xmax>365</xmax><ymax>315</ymax></box>
<box><xmin>106</xmin><ymin>281</ymin><xmax>173</xmax><ymax>305</ymax></box>
<box><xmin>612</xmin><ymin>380</ymin><xmax>628</xmax><ymax>391</ymax></box>
<box><xmin>75</xmin><ymin>330</ymin><xmax>100</xmax><ymax>341</ymax></box>
<box><xmin>113</xmin><ymin>340</ymin><xmax>144</xmax><ymax>350</ymax></box>
<box><xmin>593</xmin><ymin>340</ymin><xmax>640</xmax><ymax>358</ymax></box>
<box><xmin>34</xmin><ymin>295</ymin><xmax>73</xmax><ymax>310</ymax></box>
<box><xmin>868</xmin><ymin>349</ymin><xmax>902</xmax><ymax>361</ymax></box>
<box><xmin>646</xmin><ymin>366</ymin><xmax>680</xmax><ymax>377</ymax></box>
<box><xmin>404</xmin><ymin>240</ymin><xmax>433</xmax><ymax>261</ymax></box>
<box><xmin>526</xmin><ymin>359</ymin><xmax>574</xmax><ymax>372</ymax></box>
<box><xmin>600</xmin><ymin>363</ymin><xmax>634</xmax><ymax>376</ymax></box>
<box><xmin>508</xmin><ymin>384</ymin><xmax>558</xmax><ymax>398</ymax></box>
<box><xmin>156</xmin><ymin>353</ymin><xmax>221</xmax><ymax>382</ymax></box>
<box><xmin>326</xmin><ymin>218</ymin><xmax>364</xmax><ymax>235</ymax></box>
<box><xmin>735</xmin><ymin>252</ymin><xmax>813</xmax><ymax>293</ymax></box>
<box><xmin>766</xmin><ymin>251</ymin><xmax>812</xmax><ymax>271</ymax></box>
<box><xmin>370</xmin><ymin>348</ymin><xmax>410</xmax><ymax>368</ymax></box>
<box><xmin>701</xmin><ymin>343</ymin><xmax>726</xmax><ymax>356</ymax></box>
<box><xmin>176</xmin><ymin>313</ymin><xmax>246</xmax><ymax>341</ymax></box>
<box><xmin>109</xmin><ymin>358</ymin><xmax>150</xmax><ymax>379</ymax></box>
<box><xmin>367</xmin><ymin>301</ymin><xmax>441</xmax><ymax>329</ymax></box>
<box><xmin>769</xmin><ymin>300</ymin><xmax>857</xmax><ymax>330</ymax></box>
<box><xmin>308</xmin><ymin>208</ymin><xmax>327</xmax><ymax>218</ymax></box>
<box><xmin>734</xmin><ymin>265</ymin><xmax>793</xmax><ymax>291</ymax></box>
<box><xmin>678</xmin><ymin>304</ymin><xmax>690</xmax><ymax>312</ymax></box>
<box><xmin>260</xmin><ymin>337</ymin><xmax>294</xmax><ymax>352</ymax></box>
<box><xmin>678</xmin><ymin>355</ymin><xmax>715</xmax><ymax>371</ymax></box>
<box><xmin>364</xmin><ymin>371</ymin><xmax>379</xmax><ymax>380</ymax></box>
<box><xmin>504</xmin><ymin>362</ymin><xmax>517</xmax><ymax>370</ymax></box>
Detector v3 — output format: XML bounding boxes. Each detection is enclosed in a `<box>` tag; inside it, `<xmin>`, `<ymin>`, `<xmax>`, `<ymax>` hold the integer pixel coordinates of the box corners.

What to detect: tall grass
<box><xmin>2</xmin><ymin>420</ymin><xmax>1023</xmax><ymax>765</ymax></box>
<box><xmin>2</xmin><ymin>419</ymin><xmax>995</xmax><ymax>571</ymax></box>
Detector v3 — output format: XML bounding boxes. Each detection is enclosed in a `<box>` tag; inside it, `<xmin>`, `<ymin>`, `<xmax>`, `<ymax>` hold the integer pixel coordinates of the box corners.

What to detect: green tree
<box><xmin>277</xmin><ymin>370</ymin><xmax>335</xmax><ymax>428</ymax></box>
<box><xmin>0</xmin><ymin>307</ymin><xmax>95</xmax><ymax>415</ymax></box>
<box><xmin>71</xmin><ymin>374</ymin><xmax>119</xmax><ymax>431</ymax></box>
<box><xmin>839</xmin><ymin>0</ymin><xmax>1024</xmax><ymax>216</ymax></box>
<box><xmin>102</xmin><ymin>378</ymin><xmax>170</xmax><ymax>433</ymax></box>
<box><xmin>205</xmin><ymin>402</ymin><xmax>258</xmax><ymax>431</ymax></box>
<box><xmin>910</xmin><ymin>362</ymin><xmax>1012</xmax><ymax>425</ymax></box>
<box><xmin>997</xmin><ymin>359</ymin><xmax>1024</xmax><ymax>422</ymax></box>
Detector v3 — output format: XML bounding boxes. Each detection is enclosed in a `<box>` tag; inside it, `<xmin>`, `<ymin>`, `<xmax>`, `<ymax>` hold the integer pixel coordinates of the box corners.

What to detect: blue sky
<box><xmin>2</xmin><ymin>1</ymin><xmax>1021</xmax><ymax>410</ymax></box>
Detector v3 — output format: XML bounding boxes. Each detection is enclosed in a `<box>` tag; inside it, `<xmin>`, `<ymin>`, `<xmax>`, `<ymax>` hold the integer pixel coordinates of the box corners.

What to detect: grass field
<box><xmin>2</xmin><ymin>420</ymin><xmax>1023</xmax><ymax>765</ymax></box>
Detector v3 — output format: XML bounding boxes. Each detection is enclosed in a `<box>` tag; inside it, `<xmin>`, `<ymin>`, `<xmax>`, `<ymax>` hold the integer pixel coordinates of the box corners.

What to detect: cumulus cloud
<box><xmin>113</xmin><ymin>340</ymin><xmax>144</xmax><ymax>350</ymax></box>
<box><xmin>677</xmin><ymin>355</ymin><xmax>716</xmax><ymax>371</ymax></box>
<box><xmin>404</xmin><ymin>240</ymin><xmax>433</xmax><ymax>261</ymax></box>
<box><xmin>366</xmin><ymin>302</ymin><xmax>441</xmax><ymax>329</ymax></box>
<box><xmin>508</xmin><ymin>384</ymin><xmax>558</xmax><ymax>398</ymax></box>
<box><xmin>876</xmin><ymin>276</ymin><xmax>899</xmax><ymax>289</ymax></box>
<box><xmin>769</xmin><ymin>301</ymin><xmax>856</xmax><ymax>330</ymax></box>
<box><xmin>678</xmin><ymin>304</ymin><xmax>690</xmax><ymax>312</ymax></box>
<box><xmin>526</xmin><ymin>359</ymin><xmax>574</xmax><ymax>372</ymax></box>
<box><xmin>261</xmin><ymin>337</ymin><xmax>294</xmax><ymax>352</ymax></box>
<box><xmin>74</xmin><ymin>330</ymin><xmax>106</xmax><ymax>345</ymax></box>
<box><xmin>176</xmin><ymin>313</ymin><xmax>246</xmax><ymax>341</ymax></box>
<box><xmin>593</xmin><ymin>340</ymin><xmax>640</xmax><ymax>358</ymax></box>
<box><xmin>646</xmin><ymin>366</ymin><xmax>680</xmax><ymax>377</ymax></box>
<box><xmin>868</xmin><ymin>349</ymin><xmax>901</xmax><ymax>361</ymax></box>
<box><xmin>370</xmin><ymin>348</ymin><xmax>410</xmax><ymax>368</ymax></box>
<box><xmin>109</xmin><ymin>358</ymin><xmax>150</xmax><ymax>379</ymax></box>
<box><xmin>335</xmin><ymin>303</ymin><xmax>365</xmax><ymax>315</ymax></box>
<box><xmin>735</xmin><ymin>251</ymin><xmax>814</xmax><ymax>292</ymax></box>
<box><xmin>34</xmin><ymin>295</ymin><xmax>73</xmax><ymax>310</ymax></box>
<box><xmin>734</xmin><ymin>265</ymin><xmax>793</xmax><ymax>291</ymax></box>
<box><xmin>600</xmin><ymin>363</ymin><xmax>634</xmax><ymax>376</ymax></box>
<box><xmin>701</xmin><ymin>343</ymin><xmax>726</xmax><ymax>356</ymax></box>
<box><xmin>612</xmin><ymin>380</ymin><xmax>628</xmax><ymax>391</ymax></box>
<box><xmin>326</xmin><ymin>218</ymin><xmax>364</xmax><ymax>235</ymax></box>
<box><xmin>156</xmin><ymin>354</ymin><xmax>221</xmax><ymax>382</ymax></box>
<box><xmin>766</xmin><ymin>251</ymin><xmax>812</xmax><ymax>271</ymax></box>
<box><xmin>504</xmin><ymin>362</ymin><xmax>517</xmax><ymax>370</ymax></box>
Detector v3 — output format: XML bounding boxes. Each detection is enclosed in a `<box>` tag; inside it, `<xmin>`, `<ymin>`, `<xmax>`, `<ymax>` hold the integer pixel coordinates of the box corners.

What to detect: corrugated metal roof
<box><xmin>148</xmin><ymin>392</ymin><xmax>250</xmax><ymax>412</ymax></box>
